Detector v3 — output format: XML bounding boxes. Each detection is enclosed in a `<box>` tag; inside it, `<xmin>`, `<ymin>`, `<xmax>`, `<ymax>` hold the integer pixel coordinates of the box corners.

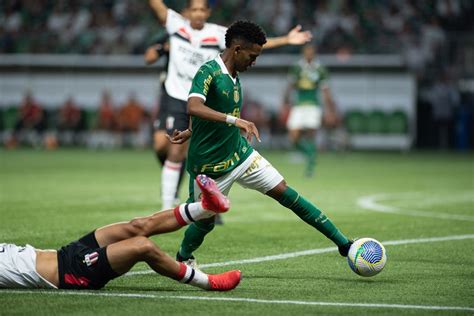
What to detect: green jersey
<box><xmin>290</xmin><ymin>59</ymin><xmax>328</xmax><ymax>106</ymax></box>
<box><xmin>187</xmin><ymin>55</ymin><xmax>253</xmax><ymax>178</ymax></box>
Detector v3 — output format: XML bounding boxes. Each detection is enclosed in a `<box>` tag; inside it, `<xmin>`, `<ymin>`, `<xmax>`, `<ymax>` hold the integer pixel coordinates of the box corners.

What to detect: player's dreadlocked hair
<box><xmin>225</xmin><ymin>20</ymin><xmax>267</xmax><ymax>48</ymax></box>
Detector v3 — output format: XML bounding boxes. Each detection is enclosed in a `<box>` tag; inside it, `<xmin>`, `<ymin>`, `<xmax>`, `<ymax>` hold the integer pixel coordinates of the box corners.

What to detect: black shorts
<box><xmin>57</xmin><ymin>231</ymin><xmax>119</xmax><ymax>290</ymax></box>
<box><xmin>154</xmin><ymin>89</ymin><xmax>189</xmax><ymax>135</ymax></box>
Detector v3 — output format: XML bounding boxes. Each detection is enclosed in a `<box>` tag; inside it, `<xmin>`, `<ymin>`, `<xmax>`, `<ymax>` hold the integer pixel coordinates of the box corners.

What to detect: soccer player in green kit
<box><xmin>284</xmin><ymin>44</ymin><xmax>340</xmax><ymax>177</ymax></box>
<box><xmin>169</xmin><ymin>20</ymin><xmax>352</xmax><ymax>267</ymax></box>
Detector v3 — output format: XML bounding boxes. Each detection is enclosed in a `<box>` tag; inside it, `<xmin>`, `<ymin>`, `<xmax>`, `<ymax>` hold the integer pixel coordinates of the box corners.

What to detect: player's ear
<box><xmin>234</xmin><ymin>45</ymin><xmax>241</xmax><ymax>55</ymax></box>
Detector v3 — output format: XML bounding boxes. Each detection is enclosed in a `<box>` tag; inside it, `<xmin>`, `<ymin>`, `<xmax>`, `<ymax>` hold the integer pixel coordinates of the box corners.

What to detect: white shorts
<box><xmin>0</xmin><ymin>243</ymin><xmax>56</xmax><ymax>289</ymax></box>
<box><xmin>192</xmin><ymin>150</ymin><xmax>284</xmax><ymax>200</ymax></box>
<box><xmin>287</xmin><ymin>105</ymin><xmax>322</xmax><ymax>130</ymax></box>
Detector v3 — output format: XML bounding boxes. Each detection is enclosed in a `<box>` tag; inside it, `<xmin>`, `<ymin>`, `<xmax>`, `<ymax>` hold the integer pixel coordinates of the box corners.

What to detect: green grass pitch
<box><xmin>1</xmin><ymin>149</ymin><xmax>473</xmax><ymax>315</ymax></box>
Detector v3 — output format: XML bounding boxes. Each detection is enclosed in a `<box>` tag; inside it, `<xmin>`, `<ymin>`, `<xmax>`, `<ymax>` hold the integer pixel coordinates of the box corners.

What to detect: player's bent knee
<box><xmin>133</xmin><ymin>237</ymin><xmax>157</xmax><ymax>256</ymax></box>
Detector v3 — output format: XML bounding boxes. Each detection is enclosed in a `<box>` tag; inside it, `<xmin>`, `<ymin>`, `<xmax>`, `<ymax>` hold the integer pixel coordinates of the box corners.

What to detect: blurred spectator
<box><xmin>96</xmin><ymin>90</ymin><xmax>117</xmax><ymax>131</ymax></box>
<box><xmin>422</xmin><ymin>71</ymin><xmax>461</xmax><ymax>149</ymax></box>
<box><xmin>6</xmin><ymin>91</ymin><xmax>46</xmax><ymax>148</ymax></box>
<box><xmin>57</xmin><ymin>96</ymin><xmax>83</xmax><ymax>146</ymax></box>
<box><xmin>117</xmin><ymin>93</ymin><xmax>149</xmax><ymax>147</ymax></box>
<box><xmin>87</xmin><ymin>90</ymin><xmax>119</xmax><ymax>149</ymax></box>
<box><xmin>117</xmin><ymin>93</ymin><xmax>145</xmax><ymax>132</ymax></box>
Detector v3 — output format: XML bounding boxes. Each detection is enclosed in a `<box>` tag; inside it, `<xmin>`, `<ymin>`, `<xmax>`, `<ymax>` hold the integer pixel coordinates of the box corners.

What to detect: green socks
<box><xmin>178</xmin><ymin>217</ymin><xmax>215</xmax><ymax>260</ymax></box>
<box><xmin>277</xmin><ymin>186</ymin><xmax>349</xmax><ymax>247</ymax></box>
<box><xmin>295</xmin><ymin>139</ymin><xmax>316</xmax><ymax>175</ymax></box>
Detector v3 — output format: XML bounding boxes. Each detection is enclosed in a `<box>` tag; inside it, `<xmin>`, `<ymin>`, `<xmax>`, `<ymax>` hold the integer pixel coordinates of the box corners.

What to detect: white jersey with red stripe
<box><xmin>165</xmin><ymin>9</ymin><xmax>227</xmax><ymax>101</ymax></box>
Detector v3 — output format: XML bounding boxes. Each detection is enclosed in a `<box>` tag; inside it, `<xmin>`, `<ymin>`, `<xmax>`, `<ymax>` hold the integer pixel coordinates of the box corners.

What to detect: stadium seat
<box><xmin>3</xmin><ymin>107</ymin><xmax>18</xmax><ymax>130</ymax></box>
<box><xmin>366</xmin><ymin>110</ymin><xmax>388</xmax><ymax>134</ymax></box>
<box><xmin>45</xmin><ymin>108</ymin><xmax>59</xmax><ymax>130</ymax></box>
<box><xmin>345</xmin><ymin>110</ymin><xmax>368</xmax><ymax>134</ymax></box>
<box><xmin>82</xmin><ymin>109</ymin><xmax>98</xmax><ymax>130</ymax></box>
<box><xmin>386</xmin><ymin>110</ymin><xmax>408</xmax><ymax>134</ymax></box>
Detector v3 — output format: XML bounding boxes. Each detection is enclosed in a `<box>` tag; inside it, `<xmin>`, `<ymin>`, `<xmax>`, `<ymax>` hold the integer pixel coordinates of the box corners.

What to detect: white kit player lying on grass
<box><xmin>0</xmin><ymin>175</ymin><xmax>240</xmax><ymax>291</ymax></box>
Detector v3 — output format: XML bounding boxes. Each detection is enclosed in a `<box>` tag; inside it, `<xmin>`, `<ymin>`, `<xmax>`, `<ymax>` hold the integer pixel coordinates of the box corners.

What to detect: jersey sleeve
<box><xmin>188</xmin><ymin>64</ymin><xmax>213</xmax><ymax>102</ymax></box>
<box><xmin>165</xmin><ymin>9</ymin><xmax>187</xmax><ymax>34</ymax></box>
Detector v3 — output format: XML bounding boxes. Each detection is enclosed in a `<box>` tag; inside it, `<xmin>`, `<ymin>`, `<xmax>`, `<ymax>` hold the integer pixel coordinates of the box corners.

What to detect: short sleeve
<box><xmin>188</xmin><ymin>64</ymin><xmax>213</xmax><ymax>101</ymax></box>
<box><xmin>166</xmin><ymin>9</ymin><xmax>187</xmax><ymax>34</ymax></box>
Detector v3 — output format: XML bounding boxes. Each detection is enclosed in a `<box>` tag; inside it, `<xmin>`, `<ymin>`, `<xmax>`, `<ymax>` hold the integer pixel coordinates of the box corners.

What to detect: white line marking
<box><xmin>357</xmin><ymin>193</ymin><xmax>474</xmax><ymax>221</ymax></box>
<box><xmin>126</xmin><ymin>234</ymin><xmax>474</xmax><ymax>276</ymax></box>
<box><xmin>1</xmin><ymin>290</ymin><xmax>473</xmax><ymax>312</ymax></box>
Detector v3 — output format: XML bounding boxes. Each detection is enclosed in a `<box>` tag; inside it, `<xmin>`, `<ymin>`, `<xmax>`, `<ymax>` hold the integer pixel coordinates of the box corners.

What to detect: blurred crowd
<box><xmin>3</xmin><ymin>91</ymin><xmax>151</xmax><ymax>149</ymax></box>
<box><xmin>1</xmin><ymin>0</ymin><xmax>472</xmax><ymax>57</ymax></box>
<box><xmin>1</xmin><ymin>0</ymin><xmax>472</xmax><ymax>150</ymax></box>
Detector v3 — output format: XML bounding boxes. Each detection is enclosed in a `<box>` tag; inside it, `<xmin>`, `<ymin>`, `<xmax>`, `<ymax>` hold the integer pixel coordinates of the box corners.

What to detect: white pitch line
<box><xmin>126</xmin><ymin>234</ymin><xmax>474</xmax><ymax>276</ymax></box>
<box><xmin>1</xmin><ymin>290</ymin><xmax>473</xmax><ymax>312</ymax></box>
<box><xmin>357</xmin><ymin>193</ymin><xmax>474</xmax><ymax>221</ymax></box>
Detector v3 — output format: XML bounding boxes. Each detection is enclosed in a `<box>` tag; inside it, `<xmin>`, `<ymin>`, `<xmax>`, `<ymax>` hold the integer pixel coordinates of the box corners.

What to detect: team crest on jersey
<box><xmin>83</xmin><ymin>252</ymin><xmax>99</xmax><ymax>266</ymax></box>
<box><xmin>233</xmin><ymin>89</ymin><xmax>240</xmax><ymax>103</ymax></box>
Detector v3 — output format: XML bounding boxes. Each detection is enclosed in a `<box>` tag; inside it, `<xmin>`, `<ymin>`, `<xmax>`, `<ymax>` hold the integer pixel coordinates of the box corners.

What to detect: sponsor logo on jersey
<box><xmin>83</xmin><ymin>252</ymin><xmax>99</xmax><ymax>267</ymax></box>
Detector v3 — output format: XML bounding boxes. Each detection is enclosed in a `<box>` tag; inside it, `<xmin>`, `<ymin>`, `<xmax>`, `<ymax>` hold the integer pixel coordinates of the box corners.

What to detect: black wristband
<box><xmin>155</xmin><ymin>44</ymin><xmax>165</xmax><ymax>56</ymax></box>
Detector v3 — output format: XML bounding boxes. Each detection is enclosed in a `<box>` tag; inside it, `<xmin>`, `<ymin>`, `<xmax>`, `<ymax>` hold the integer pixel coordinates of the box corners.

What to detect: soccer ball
<box><xmin>347</xmin><ymin>238</ymin><xmax>387</xmax><ymax>277</ymax></box>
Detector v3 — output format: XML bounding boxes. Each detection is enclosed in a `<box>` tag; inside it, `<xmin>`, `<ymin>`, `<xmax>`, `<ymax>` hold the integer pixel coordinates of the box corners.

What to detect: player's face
<box><xmin>187</xmin><ymin>0</ymin><xmax>210</xmax><ymax>30</ymax></box>
<box><xmin>234</xmin><ymin>43</ymin><xmax>263</xmax><ymax>72</ymax></box>
<box><xmin>303</xmin><ymin>45</ymin><xmax>315</xmax><ymax>61</ymax></box>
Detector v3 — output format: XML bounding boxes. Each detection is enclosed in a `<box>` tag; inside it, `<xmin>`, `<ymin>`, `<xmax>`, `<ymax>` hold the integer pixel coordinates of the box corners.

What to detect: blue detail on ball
<box><xmin>360</xmin><ymin>240</ymin><xmax>383</xmax><ymax>263</ymax></box>
<box><xmin>347</xmin><ymin>257</ymin><xmax>357</xmax><ymax>273</ymax></box>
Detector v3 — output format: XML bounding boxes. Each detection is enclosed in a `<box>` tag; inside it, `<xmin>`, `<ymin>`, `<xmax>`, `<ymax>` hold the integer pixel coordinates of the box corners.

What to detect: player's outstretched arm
<box><xmin>149</xmin><ymin>0</ymin><xmax>168</xmax><ymax>25</ymax></box>
<box><xmin>264</xmin><ymin>25</ymin><xmax>312</xmax><ymax>50</ymax></box>
<box><xmin>144</xmin><ymin>44</ymin><xmax>162</xmax><ymax>65</ymax></box>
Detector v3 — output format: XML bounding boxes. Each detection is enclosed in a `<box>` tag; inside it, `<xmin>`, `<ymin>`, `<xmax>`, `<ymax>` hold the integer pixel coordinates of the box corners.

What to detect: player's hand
<box><xmin>235</xmin><ymin>118</ymin><xmax>261</xmax><ymax>143</ymax></box>
<box><xmin>287</xmin><ymin>25</ymin><xmax>312</xmax><ymax>45</ymax></box>
<box><xmin>167</xmin><ymin>129</ymin><xmax>192</xmax><ymax>144</ymax></box>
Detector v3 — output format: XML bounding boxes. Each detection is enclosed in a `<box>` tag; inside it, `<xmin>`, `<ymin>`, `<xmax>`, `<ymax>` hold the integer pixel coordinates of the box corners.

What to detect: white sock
<box><xmin>173</xmin><ymin>202</ymin><xmax>213</xmax><ymax>225</ymax></box>
<box><xmin>161</xmin><ymin>160</ymin><xmax>182</xmax><ymax>209</ymax></box>
<box><xmin>178</xmin><ymin>263</ymin><xmax>209</xmax><ymax>289</ymax></box>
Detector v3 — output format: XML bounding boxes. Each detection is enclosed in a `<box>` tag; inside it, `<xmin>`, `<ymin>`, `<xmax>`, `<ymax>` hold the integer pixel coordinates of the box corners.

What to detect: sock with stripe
<box><xmin>277</xmin><ymin>186</ymin><xmax>349</xmax><ymax>247</ymax></box>
<box><xmin>173</xmin><ymin>202</ymin><xmax>214</xmax><ymax>226</ymax></box>
<box><xmin>176</xmin><ymin>262</ymin><xmax>209</xmax><ymax>289</ymax></box>
<box><xmin>161</xmin><ymin>160</ymin><xmax>182</xmax><ymax>209</ymax></box>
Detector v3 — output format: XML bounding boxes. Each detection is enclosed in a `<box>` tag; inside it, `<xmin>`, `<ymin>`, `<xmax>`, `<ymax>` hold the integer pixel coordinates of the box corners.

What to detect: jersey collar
<box><xmin>216</xmin><ymin>54</ymin><xmax>237</xmax><ymax>84</ymax></box>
